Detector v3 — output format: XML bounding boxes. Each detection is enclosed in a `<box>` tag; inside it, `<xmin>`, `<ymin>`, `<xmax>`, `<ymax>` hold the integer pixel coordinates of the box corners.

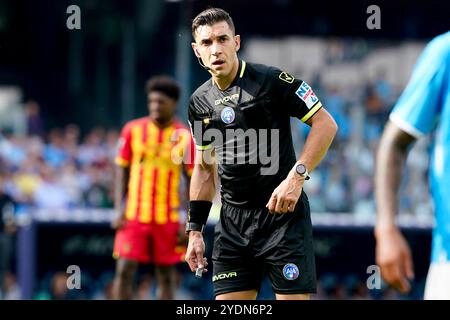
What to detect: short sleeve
<box><xmin>183</xmin><ymin>134</ymin><xmax>195</xmax><ymax>176</ymax></box>
<box><xmin>176</xmin><ymin>125</ymin><xmax>195</xmax><ymax>177</ymax></box>
<box><xmin>269</xmin><ymin>68</ymin><xmax>323</xmax><ymax>123</ymax></box>
<box><xmin>390</xmin><ymin>33</ymin><xmax>450</xmax><ymax>138</ymax></box>
<box><xmin>115</xmin><ymin>123</ymin><xmax>132</xmax><ymax>167</ymax></box>
<box><xmin>188</xmin><ymin>98</ymin><xmax>213</xmax><ymax>151</ymax></box>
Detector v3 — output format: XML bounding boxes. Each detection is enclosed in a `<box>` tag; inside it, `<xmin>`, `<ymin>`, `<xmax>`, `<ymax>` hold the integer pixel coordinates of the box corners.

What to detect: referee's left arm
<box><xmin>267</xmin><ymin>107</ymin><xmax>337</xmax><ymax>214</ymax></box>
<box><xmin>266</xmin><ymin>69</ymin><xmax>338</xmax><ymax>214</ymax></box>
<box><xmin>297</xmin><ymin>107</ymin><xmax>338</xmax><ymax>174</ymax></box>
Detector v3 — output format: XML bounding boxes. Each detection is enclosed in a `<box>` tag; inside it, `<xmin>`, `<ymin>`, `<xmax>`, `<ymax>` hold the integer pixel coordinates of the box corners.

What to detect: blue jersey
<box><xmin>390</xmin><ymin>31</ymin><xmax>450</xmax><ymax>263</ymax></box>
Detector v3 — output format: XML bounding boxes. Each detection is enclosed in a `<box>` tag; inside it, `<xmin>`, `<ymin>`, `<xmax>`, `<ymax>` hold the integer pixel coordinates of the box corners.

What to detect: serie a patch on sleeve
<box><xmin>295</xmin><ymin>81</ymin><xmax>319</xmax><ymax>109</ymax></box>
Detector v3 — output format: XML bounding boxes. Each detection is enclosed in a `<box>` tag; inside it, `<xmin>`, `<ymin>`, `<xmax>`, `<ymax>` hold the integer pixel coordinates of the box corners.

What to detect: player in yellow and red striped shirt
<box><xmin>111</xmin><ymin>76</ymin><xmax>194</xmax><ymax>300</ymax></box>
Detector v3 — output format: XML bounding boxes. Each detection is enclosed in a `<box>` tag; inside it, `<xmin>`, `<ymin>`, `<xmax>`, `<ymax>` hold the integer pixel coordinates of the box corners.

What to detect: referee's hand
<box><xmin>185</xmin><ymin>231</ymin><xmax>208</xmax><ymax>274</ymax></box>
<box><xmin>266</xmin><ymin>173</ymin><xmax>304</xmax><ymax>214</ymax></box>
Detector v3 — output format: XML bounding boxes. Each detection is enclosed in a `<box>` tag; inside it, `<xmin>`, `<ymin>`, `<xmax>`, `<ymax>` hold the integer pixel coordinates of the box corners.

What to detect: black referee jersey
<box><xmin>188</xmin><ymin>60</ymin><xmax>323</xmax><ymax>208</ymax></box>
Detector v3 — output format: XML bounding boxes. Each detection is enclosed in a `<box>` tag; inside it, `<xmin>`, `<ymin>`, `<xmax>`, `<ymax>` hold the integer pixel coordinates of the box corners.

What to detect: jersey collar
<box><xmin>211</xmin><ymin>59</ymin><xmax>247</xmax><ymax>90</ymax></box>
<box><xmin>239</xmin><ymin>60</ymin><xmax>246</xmax><ymax>78</ymax></box>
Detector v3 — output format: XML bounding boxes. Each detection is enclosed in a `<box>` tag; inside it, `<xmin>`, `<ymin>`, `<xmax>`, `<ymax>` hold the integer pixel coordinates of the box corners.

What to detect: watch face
<box><xmin>296</xmin><ymin>164</ymin><xmax>306</xmax><ymax>175</ymax></box>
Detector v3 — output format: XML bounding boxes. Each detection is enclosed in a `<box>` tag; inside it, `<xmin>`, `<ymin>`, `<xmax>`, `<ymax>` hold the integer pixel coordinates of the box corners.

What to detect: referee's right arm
<box><xmin>185</xmin><ymin>98</ymin><xmax>217</xmax><ymax>275</ymax></box>
<box><xmin>190</xmin><ymin>148</ymin><xmax>217</xmax><ymax>201</ymax></box>
<box><xmin>184</xmin><ymin>149</ymin><xmax>217</xmax><ymax>274</ymax></box>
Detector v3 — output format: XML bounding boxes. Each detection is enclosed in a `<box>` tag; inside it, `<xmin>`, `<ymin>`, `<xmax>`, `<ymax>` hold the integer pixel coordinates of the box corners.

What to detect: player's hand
<box><xmin>375</xmin><ymin>226</ymin><xmax>415</xmax><ymax>294</ymax></box>
<box><xmin>177</xmin><ymin>223</ymin><xmax>189</xmax><ymax>246</ymax></box>
<box><xmin>111</xmin><ymin>213</ymin><xmax>126</xmax><ymax>230</ymax></box>
<box><xmin>185</xmin><ymin>231</ymin><xmax>208</xmax><ymax>274</ymax></box>
<box><xmin>266</xmin><ymin>172</ymin><xmax>304</xmax><ymax>214</ymax></box>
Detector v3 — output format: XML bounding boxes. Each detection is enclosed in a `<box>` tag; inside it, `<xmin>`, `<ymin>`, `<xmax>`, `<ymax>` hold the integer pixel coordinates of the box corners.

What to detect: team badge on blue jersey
<box><xmin>283</xmin><ymin>263</ymin><xmax>299</xmax><ymax>280</ymax></box>
<box><xmin>221</xmin><ymin>107</ymin><xmax>235</xmax><ymax>124</ymax></box>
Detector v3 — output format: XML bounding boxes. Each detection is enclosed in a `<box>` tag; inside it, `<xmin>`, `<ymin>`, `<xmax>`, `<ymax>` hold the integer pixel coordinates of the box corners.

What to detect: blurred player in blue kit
<box><xmin>375</xmin><ymin>31</ymin><xmax>450</xmax><ymax>299</ymax></box>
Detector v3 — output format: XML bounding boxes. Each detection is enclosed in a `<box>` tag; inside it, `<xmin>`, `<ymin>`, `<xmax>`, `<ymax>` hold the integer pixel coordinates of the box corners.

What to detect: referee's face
<box><xmin>192</xmin><ymin>21</ymin><xmax>240</xmax><ymax>80</ymax></box>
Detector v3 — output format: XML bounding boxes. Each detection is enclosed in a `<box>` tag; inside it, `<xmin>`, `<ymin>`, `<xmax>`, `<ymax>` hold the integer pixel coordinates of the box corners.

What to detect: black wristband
<box><xmin>185</xmin><ymin>222</ymin><xmax>205</xmax><ymax>235</ymax></box>
<box><xmin>187</xmin><ymin>200</ymin><xmax>212</xmax><ymax>225</ymax></box>
<box><xmin>186</xmin><ymin>201</ymin><xmax>212</xmax><ymax>235</ymax></box>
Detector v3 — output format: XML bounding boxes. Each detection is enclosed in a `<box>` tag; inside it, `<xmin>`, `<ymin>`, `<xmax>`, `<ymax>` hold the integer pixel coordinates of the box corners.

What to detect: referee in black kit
<box><xmin>185</xmin><ymin>8</ymin><xmax>337</xmax><ymax>300</ymax></box>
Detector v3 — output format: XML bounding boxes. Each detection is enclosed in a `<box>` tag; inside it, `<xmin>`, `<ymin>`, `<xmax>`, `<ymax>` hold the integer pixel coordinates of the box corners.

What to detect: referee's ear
<box><xmin>192</xmin><ymin>43</ymin><xmax>201</xmax><ymax>58</ymax></box>
<box><xmin>234</xmin><ymin>34</ymin><xmax>241</xmax><ymax>52</ymax></box>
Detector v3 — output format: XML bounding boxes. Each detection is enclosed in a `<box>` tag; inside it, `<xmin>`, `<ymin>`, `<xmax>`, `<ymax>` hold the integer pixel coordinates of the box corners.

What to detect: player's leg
<box><xmin>112</xmin><ymin>258</ymin><xmax>138</xmax><ymax>299</ymax></box>
<box><xmin>213</xmin><ymin>260</ymin><xmax>262</xmax><ymax>300</ymax></box>
<box><xmin>112</xmin><ymin>222</ymin><xmax>151</xmax><ymax>299</ymax></box>
<box><xmin>275</xmin><ymin>293</ymin><xmax>310</xmax><ymax>300</ymax></box>
<box><xmin>152</xmin><ymin>222</ymin><xmax>185</xmax><ymax>300</ymax></box>
<box><xmin>216</xmin><ymin>290</ymin><xmax>258</xmax><ymax>300</ymax></box>
<box><xmin>264</xmin><ymin>193</ymin><xmax>317</xmax><ymax>300</ymax></box>
<box><xmin>212</xmin><ymin>202</ymin><xmax>263</xmax><ymax>300</ymax></box>
<box><xmin>155</xmin><ymin>265</ymin><xmax>177</xmax><ymax>300</ymax></box>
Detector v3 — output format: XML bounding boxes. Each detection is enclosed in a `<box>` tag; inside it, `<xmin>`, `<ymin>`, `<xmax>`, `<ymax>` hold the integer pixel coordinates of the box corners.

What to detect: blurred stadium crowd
<box><xmin>0</xmin><ymin>112</ymin><xmax>118</xmax><ymax>211</ymax></box>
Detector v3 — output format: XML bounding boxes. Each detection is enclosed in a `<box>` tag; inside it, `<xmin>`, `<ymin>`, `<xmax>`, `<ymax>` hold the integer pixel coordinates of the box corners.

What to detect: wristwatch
<box><xmin>295</xmin><ymin>164</ymin><xmax>310</xmax><ymax>180</ymax></box>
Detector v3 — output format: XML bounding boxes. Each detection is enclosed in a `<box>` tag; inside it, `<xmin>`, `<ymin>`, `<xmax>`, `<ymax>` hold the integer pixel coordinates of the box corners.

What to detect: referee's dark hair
<box><xmin>145</xmin><ymin>76</ymin><xmax>181</xmax><ymax>102</ymax></box>
<box><xmin>192</xmin><ymin>7</ymin><xmax>235</xmax><ymax>38</ymax></box>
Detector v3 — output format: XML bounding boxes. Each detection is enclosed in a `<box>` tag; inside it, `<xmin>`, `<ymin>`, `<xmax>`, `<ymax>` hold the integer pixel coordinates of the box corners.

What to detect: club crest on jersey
<box><xmin>283</xmin><ymin>263</ymin><xmax>299</xmax><ymax>280</ymax></box>
<box><xmin>295</xmin><ymin>81</ymin><xmax>318</xmax><ymax>109</ymax></box>
<box><xmin>221</xmin><ymin>107</ymin><xmax>235</xmax><ymax>124</ymax></box>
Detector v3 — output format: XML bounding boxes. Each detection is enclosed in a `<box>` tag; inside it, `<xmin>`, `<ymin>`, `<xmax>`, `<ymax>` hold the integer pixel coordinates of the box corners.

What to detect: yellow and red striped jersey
<box><xmin>115</xmin><ymin>117</ymin><xmax>195</xmax><ymax>224</ymax></box>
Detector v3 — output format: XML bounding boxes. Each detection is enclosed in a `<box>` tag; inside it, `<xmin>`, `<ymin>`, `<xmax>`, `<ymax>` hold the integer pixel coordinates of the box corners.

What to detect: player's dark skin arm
<box><xmin>182</xmin><ymin>164</ymin><xmax>193</xmax><ymax>210</ymax></box>
<box><xmin>111</xmin><ymin>164</ymin><xmax>135</xmax><ymax>300</ymax></box>
<box><xmin>177</xmin><ymin>169</ymin><xmax>192</xmax><ymax>246</ymax></box>
<box><xmin>184</xmin><ymin>148</ymin><xmax>217</xmax><ymax>273</ymax></box>
<box><xmin>111</xmin><ymin>165</ymin><xmax>130</xmax><ymax>229</ymax></box>
<box><xmin>375</xmin><ymin>120</ymin><xmax>416</xmax><ymax>293</ymax></box>
<box><xmin>267</xmin><ymin>108</ymin><xmax>338</xmax><ymax>213</ymax></box>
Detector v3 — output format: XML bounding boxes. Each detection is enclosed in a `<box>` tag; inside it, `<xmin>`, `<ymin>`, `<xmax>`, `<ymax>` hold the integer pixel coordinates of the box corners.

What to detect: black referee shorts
<box><xmin>211</xmin><ymin>192</ymin><xmax>317</xmax><ymax>297</ymax></box>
